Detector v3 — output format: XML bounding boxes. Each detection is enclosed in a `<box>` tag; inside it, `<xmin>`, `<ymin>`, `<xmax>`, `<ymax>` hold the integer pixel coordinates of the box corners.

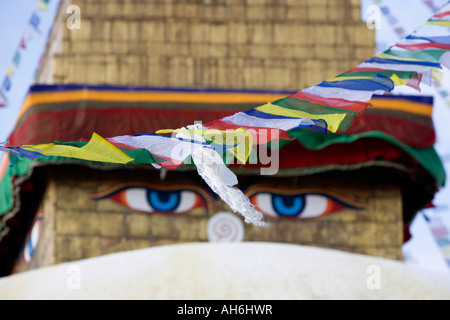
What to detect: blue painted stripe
<box><xmin>28</xmin><ymin>84</ymin><xmax>296</xmax><ymax>95</ymax></box>
<box><xmin>371</xmin><ymin>94</ymin><xmax>434</xmax><ymax>105</ymax></box>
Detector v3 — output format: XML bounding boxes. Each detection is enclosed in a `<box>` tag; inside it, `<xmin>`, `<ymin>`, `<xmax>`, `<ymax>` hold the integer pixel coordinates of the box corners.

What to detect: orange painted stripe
<box><xmin>17</xmin><ymin>90</ymin><xmax>287</xmax><ymax>120</ymax></box>
<box><xmin>369</xmin><ymin>98</ymin><xmax>432</xmax><ymax>117</ymax></box>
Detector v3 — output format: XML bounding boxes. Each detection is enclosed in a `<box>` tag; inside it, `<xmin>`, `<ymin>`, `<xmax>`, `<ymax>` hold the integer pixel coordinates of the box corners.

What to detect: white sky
<box><xmin>0</xmin><ymin>0</ymin><xmax>60</xmax><ymax>145</ymax></box>
<box><xmin>362</xmin><ymin>0</ymin><xmax>450</xmax><ymax>274</ymax></box>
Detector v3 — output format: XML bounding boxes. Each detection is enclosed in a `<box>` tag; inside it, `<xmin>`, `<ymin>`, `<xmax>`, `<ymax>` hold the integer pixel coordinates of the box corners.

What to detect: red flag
<box><xmin>396</xmin><ymin>42</ymin><xmax>450</xmax><ymax>50</ymax></box>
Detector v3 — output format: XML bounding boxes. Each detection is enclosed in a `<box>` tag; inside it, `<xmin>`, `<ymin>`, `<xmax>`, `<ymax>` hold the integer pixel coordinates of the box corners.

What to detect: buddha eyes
<box><xmin>248</xmin><ymin>191</ymin><xmax>364</xmax><ymax>219</ymax></box>
<box><xmin>92</xmin><ymin>184</ymin><xmax>363</xmax><ymax>219</ymax></box>
<box><xmin>114</xmin><ymin>188</ymin><xmax>203</xmax><ymax>213</ymax></box>
<box><xmin>92</xmin><ymin>184</ymin><xmax>210</xmax><ymax>214</ymax></box>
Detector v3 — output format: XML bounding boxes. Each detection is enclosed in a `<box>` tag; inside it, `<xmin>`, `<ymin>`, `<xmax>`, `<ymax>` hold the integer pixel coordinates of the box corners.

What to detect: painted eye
<box><xmin>23</xmin><ymin>215</ymin><xmax>43</xmax><ymax>263</ymax></box>
<box><xmin>115</xmin><ymin>189</ymin><xmax>200</xmax><ymax>213</ymax></box>
<box><xmin>249</xmin><ymin>192</ymin><xmax>363</xmax><ymax>219</ymax></box>
<box><xmin>92</xmin><ymin>184</ymin><xmax>210</xmax><ymax>214</ymax></box>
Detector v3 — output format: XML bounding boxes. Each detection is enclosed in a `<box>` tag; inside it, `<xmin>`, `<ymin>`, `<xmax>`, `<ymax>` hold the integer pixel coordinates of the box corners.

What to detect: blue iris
<box><xmin>272</xmin><ymin>195</ymin><xmax>305</xmax><ymax>216</ymax></box>
<box><xmin>148</xmin><ymin>191</ymin><xmax>180</xmax><ymax>211</ymax></box>
<box><xmin>27</xmin><ymin>238</ymin><xmax>34</xmax><ymax>257</ymax></box>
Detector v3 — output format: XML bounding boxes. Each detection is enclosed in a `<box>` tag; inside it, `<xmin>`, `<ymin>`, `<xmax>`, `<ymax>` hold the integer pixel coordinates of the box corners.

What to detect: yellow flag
<box><xmin>156</xmin><ymin>128</ymin><xmax>253</xmax><ymax>164</ymax></box>
<box><xmin>225</xmin><ymin>128</ymin><xmax>253</xmax><ymax>165</ymax></box>
<box><xmin>326</xmin><ymin>76</ymin><xmax>373</xmax><ymax>82</ymax></box>
<box><xmin>256</xmin><ymin>102</ymin><xmax>346</xmax><ymax>133</ymax></box>
<box><xmin>327</xmin><ymin>75</ymin><xmax>405</xmax><ymax>86</ymax></box>
<box><xmin>432</xmin><ymin>68</ymin><xmax>444</xmax><ymax>82</ymax></box>
<box><xmin>426</xmin><ymin>20</ymin><xmax>450</xmax><ymax>27</ymax></box>
<box><xmin>378</xmin><ymin>52</ymin><xmax>423</xmax><ymax>62</ymax></box>
<box><xmin>6</xmin><ymin>65</ymin><xmax>14</xmax><ymax>76</ymax></box>
<box><xmin>22</xmin><ymin>132</ymin><xmax>133</xmax><ymax>164</ymax></box>
<box><xmin>35</xmin><ymin>0</ymin><xmax>48</xmax><ymax>10</ymax></box>
<box><xmin>389</xmin><ymin>74</ymin><xmax>408</xmax><ymax>86</ymax></box>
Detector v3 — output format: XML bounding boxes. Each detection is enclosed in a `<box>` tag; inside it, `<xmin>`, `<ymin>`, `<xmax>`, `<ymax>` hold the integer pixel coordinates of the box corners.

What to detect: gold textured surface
<box><xmin>50</xmin><ymin>0</ymin><xmax>374</xmax><ymax>90</ymax></box>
